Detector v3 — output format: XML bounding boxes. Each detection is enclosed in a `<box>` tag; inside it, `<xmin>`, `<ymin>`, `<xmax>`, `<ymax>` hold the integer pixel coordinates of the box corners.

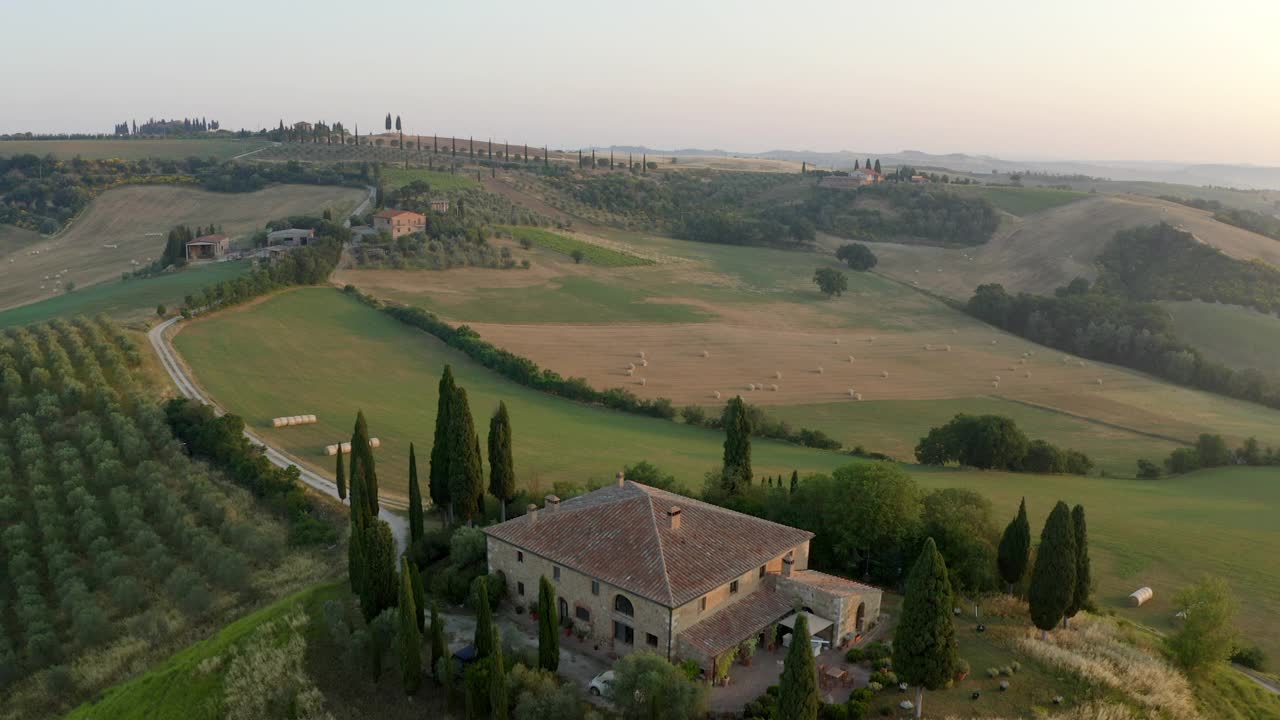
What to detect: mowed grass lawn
<box><xmin>0</xmin><ymin>137</ymin><xmax>267</xmax><ymax>161</ymax></box>
<box><xmin>498</xmin><ymin>225</ymin><xmax>654</xmax><ymax>267</ymax></box>
<box><xmin>173</xmin><ymin>287</ymin><xmax>1280</xmax><ymax>659</ymax></box>
<box><xmin>1165</xmin><ymin>300</ymin><xmax>1280</xmax><ymax>373</ymax></box>
<box><xmin>0</xmin><ymin>261</ymin><xmax>249</xmax><ymax>328</ymax></box>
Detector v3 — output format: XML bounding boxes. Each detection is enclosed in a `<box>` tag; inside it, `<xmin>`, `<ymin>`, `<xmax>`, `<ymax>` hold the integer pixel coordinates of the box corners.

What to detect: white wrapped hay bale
<box><xmin>1129</xmin><ymin>587</ymin><xmax>1154</xmax><ymax>607</ymax></box>
<box><xmin>324</xmin><ymin>444</ymin><xmax>340</xmax><ymax>456</ymax></box>
<box><xmin>368</xmin><ymin>438</ymin><xmax>381</xmax><ymax>449</ymax></box>
<box><xmin>713</xmin><ymin>391</ymin><xmax>721</xmax><ymax>400</ymax></box>
<box><xmin>272</xmin><ymin>417</ymin><xmax>286</xmax><ymax>428</ymax></box>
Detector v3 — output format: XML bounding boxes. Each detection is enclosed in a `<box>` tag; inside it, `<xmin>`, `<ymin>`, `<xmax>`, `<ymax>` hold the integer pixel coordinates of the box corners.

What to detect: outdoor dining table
<box><xmin>822</xmin><ymin>666</ymin><xmax>848</xmax><ymax>685</ymax></box>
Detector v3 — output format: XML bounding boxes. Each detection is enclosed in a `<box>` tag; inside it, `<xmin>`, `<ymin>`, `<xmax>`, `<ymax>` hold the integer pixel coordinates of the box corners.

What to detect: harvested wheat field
<box><xmin>868</xmin><ymin>193</ymin><xmax>1280</xmax><ymax>298</ymax></box>
<box><xmin>0</xmin><ymin>184</ymin><xmax>366</xmax><ymax>311</ymax></box>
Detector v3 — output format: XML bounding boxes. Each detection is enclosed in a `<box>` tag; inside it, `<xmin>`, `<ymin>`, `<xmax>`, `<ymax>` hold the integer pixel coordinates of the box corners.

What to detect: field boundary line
<box><xmin>994</xmin><ymin>395</ymin><xmax>1193</xmax><ymax>448</ymax></box>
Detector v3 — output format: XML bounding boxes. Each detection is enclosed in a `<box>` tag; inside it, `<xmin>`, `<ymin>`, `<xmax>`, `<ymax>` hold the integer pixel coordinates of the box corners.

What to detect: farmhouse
<box><xmin>266</xmin><ymin>227</ymin><xmax>316</xmax><ymax>246</ymax></box>
<box><xmin>372</xmin><ymin>208</ymin><xmax>426</xmax><ymax>238</ymax></box>
<box><xmin>185</xmin><ymin>233</ymin><xmax>229</xmax><ymax>261</ymax></box>
<box><xmin>818</xmin><ymin>169</ymin><xmax>883</xmax><ymax>189</ymax></box>
<box><xmin>484</xmin><ymin>474</ymin><xmax>881</xmax><ymax>674</ymax></box>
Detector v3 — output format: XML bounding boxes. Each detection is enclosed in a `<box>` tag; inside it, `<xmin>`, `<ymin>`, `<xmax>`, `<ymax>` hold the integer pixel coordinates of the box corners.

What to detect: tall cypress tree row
<box><xmin>347</xmin><ymin>440</ymin><xmax>369</xmax><ymax>595</ymax></box>
<box><xmin>399</xmin><ymin>556</ymin><xmax>422</xmax><ymax>694</ymax></box>
<box><xmin>430</xmin><ymin>601</ymin><xmax>446</xmax><ymax>682</ymax></box>
<box><xmin>335</xmin><ymin>446</ymin><xmax>346</xmax><ymax>500</ymax></box>
<box><xmin>487</xmin><ymin>402</ymin><xmax>515</xmax><ymax>521</ymax></box>
<box><xmin>409</xmin><ymin>561</ymin><xmax>426</xmax><ymax>632</ymax></box>
<box><xmin>408</xmin><ymin>443</ymin><xmax>424</xmax><ymax>543</ymax></box>
<box><xmin>778</xmin><ymin>613</ymin><xmax>818</xmax><ymax>720</ymax></box>
<box><xmin>350</xmin><ymin>410</ymin><xmax>379</xmax><ymax>517</ymax></box>
<box><xmin>1029</xmin><ymin>501</ymin><xmax>1077</xmax><ymax>638</ymax></box>
<box><xmin>894</xmin><ymin>537</ymin><xmax>958</xmax><ymax>719</ymax></box>
<box><xmin>997</xmin><ymin>498</ymin><xmax>1031</xmax><ymax>595</ymax></box>
<box><xmin>474</xmin><ymin>576</ymin><xmax>493</xmax><ymax>659</ymax></box>
<box><xmin>361</xmin><ymin>519</ymin><xmax>399</xmax><ymax>621</ymax></box>
<box><xmin>721</xmin><ymin>396</ymin><xmax>753</xmax><ymax>494</ymax></box>
<box><xmin>429</xmin><ymin>366</ymin><xmax>457</xmax><ymax>523</ymax></box>
<box><xmin>537</xmin><ymin>576</ymin><xmax>559</xmax><ymax>672</ymax></box>
<box><xmin>449</xmin><ymin>388</ymin><xmax>484</xmax><ymax>525</ymax></box>
<box><xmin>489</xmin><ymin>627</ymin><xmax>509</xmax><ymax>720</ymax></box>
<box><xmin>790</xmin><ymin>469</ymin><xmax>799</xmax><ymax>494</ymax></box>
<box><xmin>1065</xmin><ymin>504</ymin><xmax>1092</xmax><ymax>626</ymax></box>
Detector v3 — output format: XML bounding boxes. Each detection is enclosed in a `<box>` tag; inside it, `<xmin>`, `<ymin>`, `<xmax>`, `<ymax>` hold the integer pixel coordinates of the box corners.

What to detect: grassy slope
<box><xmin>966</xmin><ymin>186</ymin><xmax>1089</xmax><ymax>216</ymax></box>
<box><xmin>173</xmin><ymin>288</ymin><xmax>1280</xmax><ymax>660</ymax></box>
<box><xmin>1165</xmin><ymin>300</ymin><xmax>1280</xmax><ymax>374</ymax></box>
<box><xmin>0</xmin><ymin>261</ymin><xmax>248</xmax><ymax>328</ymax></box>
<box><xmin>498</xmin><ymin>225</ymin><xmax>653</xmax><ymax>267</ymax></box>
<box><xmin>0</xmin><ymin>223</ymin><xmax>40</xmax><ymax>255</ymax></box>
<box><xmin>63</xmin><ymin>583</ymin><xmax>344</xmax><ymax>720</ymax></box>
<box><xmin>0</xmin><ymin>138</ymin><xmax>266</xmax><ymax>161</ymax></box>
<box><xmin>380</xmin><ymin>166</ymin><xmax>479</xmax><ymax>192</ymax></box>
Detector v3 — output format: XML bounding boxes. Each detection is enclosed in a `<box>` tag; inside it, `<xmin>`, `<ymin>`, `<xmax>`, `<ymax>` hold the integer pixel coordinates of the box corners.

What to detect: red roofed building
<box><xmin>484</xmin><ymin>474</ymin><xmax>882</xmax><ymax>673</ymax></box>
<box><xmin>372</xmin><ymin>208</ymin><xmax>426</xmax><ymax>238</ymax></box>
<box><xmin>185</xmin><ymin>233</ymin><xmax>229</xmax><ymax>261</ymax></box>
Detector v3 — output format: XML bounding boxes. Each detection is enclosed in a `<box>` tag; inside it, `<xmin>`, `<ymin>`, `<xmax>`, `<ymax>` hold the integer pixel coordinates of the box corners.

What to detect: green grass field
<box><xmin>0</xmin><ymin>261</ymin><xmax>248</xmax><ymax>328</ymax></box>
<box><xmin>767</xmin><ymin>396</ymin><xmax>1181</xmax><ymax>476</ymax></box>
<box><xmin>499</xmin><ymin>225</ymin><xmax>654</xmax><ymax>267</ymax></box>
<box><xmin>966</xmin><ymin>186</ymin><xmax>1088</xmax><ymax>216</ymax></box>
<box><xmin>0</xmin><ymin>137</ymin><xmax>267</xmax><ymax>161</ymax></box>
<box><xmin>1165</xmin><ymin>300</ymin><xmax>1280</xmax><ymax>374</ymax></box>
<box><xmin>380</xmin><ymin>166</ymin><xmax>480</xmax><ymax>192</ymax></box>
<box><xmin>172</xmin><ymin>288</ymin><xmax>1280</xmax><ymax>659</ymax></box>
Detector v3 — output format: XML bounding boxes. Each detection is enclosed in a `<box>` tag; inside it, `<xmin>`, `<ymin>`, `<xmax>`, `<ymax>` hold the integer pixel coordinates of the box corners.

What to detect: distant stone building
<box><xmin>373</xmin><ymin>209</ymin><xmax>426</xmax><ymax>238</ymax></box>
<box><xmin>185</xmin><ymin>233</ymin><xmax>229</xmax><ymax>261</ymax></box>
<box><xmin>429</xmin><ymin>198</ymin><xmax>450</xmax><ymax>213</ymax></box>
<box><xmin>484</xmin><ymin>475</ymin><xmax>882</xmax><ymax>675</ymax></box>
<box><xmin>266</xmin><ymin>228</ymin><xmax>316</xmax><ymax>247</ymax></box>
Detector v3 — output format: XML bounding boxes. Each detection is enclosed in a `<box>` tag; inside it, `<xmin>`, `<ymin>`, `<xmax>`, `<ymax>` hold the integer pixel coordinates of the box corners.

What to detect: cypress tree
<box><xmin>347</xmin><ymin>446</ymin><xmax>368</xmax><ymax>594</ymax></box>
<box><xmin>335</xmin><ymin>445</ymin><xmax>346</xmax><ymax>500</ymax></box>
<box><xmin>474</xmin><ymin>575</ymin><xmax>493</xmax><ymax>659</ymax></box>
<box><xmin>429</xmin><ymin>366</ymin><xmax>457</xmax><ymax>523</ymax></box>
<box><xmin>489</xmin><ymin>627</ymin><xmax>509</xmax><ymax>720</ymax></box>
<box><xmin>439</xmin><ymin>644</ymin><xmax>454</xmax><ymax>709</ymax></box>
<box><xmin>874</xmin><ymin>159</ymin><xmax>882</xmax><ymax>174</ymax></box>
<box><xmin>430</xmin><ymin>601</ymin><xmax>445</xmax><ymax>681</ymax></box>
<box><xmin>721</xmin><ymin>396</ymin><xmax>753</xmax><ymax>494</ymax></box>
<box><xmin>1029</xmin><ymin>501</ymin><xmax>1077</xmax><ymax>638</ymax></box>
<box><xmin>487</xmin><ymin>402</ymin><xmax>515</xmax><ymax>521</ymax></box>
<box><xmin>1065</xmin><ymin>504</ymin><xmax>1092</xmax><ymax>626</ymax></box>
<box><xmin>894</xmin><ymin>537</ymin><xmax>958</xmax><ymax>719</ymax></box>
<box><xmin>409</xmin><ymin>561</ymin><xmax>426</xmax><ymax>632</ymax></box>
<box><xmin>997</xmin><ymin>498</ymin><xmax>1031</xmax><ymax>594</ymax></box>
<box><xmin>399</xmin><ymin>556</ymin><xmax>422</xmax><ymax>694</ymax></box>
<box><xmin>408</xmin><ymin>443</ymin><xmax>424</xmax><ymax>542</ymax></box>
<box><xmin>361</xmin><ymin>520</ymin><xmax>398</xmax><ymax>621</ymax></box>
<box><xmin>789</xmin><ymin>469</ymin><xmax>799</xmax><ymax>494</ymax></box>
<box><xmin>778</xmin><ymin>613</ymin><xmax>818</xmax><ymax>720</ymax></box>
<box><xmin>449</xmin><ymin>388</ymin><xmax>484</xmax><ymax>525</ymax></box>
<box><xmin>350</xmin><ymin>411</ymin><xmax>379</xmax><ymax>517</ymax></box>
<box><xmin>537</xmin><ymin>576</ymin><xmax>559</xmax><ymax>672</ymax></box>
<box><xmin>854</xmin><ymin>159</ymin><xmax>859</xmax><ymax>170</ymax></box>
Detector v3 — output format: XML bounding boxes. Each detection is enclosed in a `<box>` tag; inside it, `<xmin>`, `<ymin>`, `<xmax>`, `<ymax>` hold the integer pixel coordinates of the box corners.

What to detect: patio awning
<box><xmin>678</xmin><ymin>589</ymin><xmax>794</xmax><ymax>659</ymax></box>
<box><xmin>779</xmin><ymin>611</ymin><xmax>834</xmax><ymax>637</ymax></box>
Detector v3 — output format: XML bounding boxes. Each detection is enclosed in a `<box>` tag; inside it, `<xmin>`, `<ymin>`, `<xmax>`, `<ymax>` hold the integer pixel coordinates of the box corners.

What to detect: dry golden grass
<box><xmin>944</xmin><ymin>701</ymin><xmax>1139</xmax><ymax>720</ymax></box>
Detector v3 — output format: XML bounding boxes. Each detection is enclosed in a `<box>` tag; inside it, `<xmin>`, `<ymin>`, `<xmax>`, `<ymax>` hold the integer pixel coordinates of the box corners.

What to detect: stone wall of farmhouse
<box><xmin>486</xmin><ymin>536</ymin><xmax>676</xmax><ymax>658</ymax></box>
<box><xmin>776</xmin><ymin>577</ymin><xmax>882</xmax><ymax>647</ymax></box>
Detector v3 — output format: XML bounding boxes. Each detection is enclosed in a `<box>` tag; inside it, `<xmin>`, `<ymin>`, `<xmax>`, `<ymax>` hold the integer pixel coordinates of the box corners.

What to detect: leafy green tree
<box><xmin>398</xmin><ymin>556</ymin><xmax>422</xmax><ymax>694</ymax></box>
<box><xmin>778</xmin><ymin>613</ymin><xmax>819</xmax><ymax>720</ymax></box>
<box><xmin>835</xmin><ymin>243</ymin><xmax>878</xmax><ymax>271</ymax></box>
<box><xmin>474</xmin><ymin>575</ymin><xmax>493</xmax><ymax>659</ymax></box>
<box><xmin>895</xmin><ymin>537</ymin><xmax>958</xmax><ymax>720</ymax></box>
<box><xmin>489</xmin><ymin>627</ymin><xmax>509</xmax><ymax>720</ymax></box>
<box><xmin>430</xmin><ymin>602</ymin><xmax>445</xmax><ymax>681</ymax></box>
<box><xmin>621</xmin><ymin>460</ymin><xmax>678</xmax><ymax>490</ymax></box>
<box><xmin>408</xmin><ymin>443</ymin><xmax>424</xmax><ymax>542</ymax></box>
<box><xmin>335</xmin><ymin>445</ymin><xmax>347</xmax><ymax>500</ymax></box>
<box><xmin>1168</xmin><ymin>575</ymin><xmax>1237</xmax><ymax>672</ymax></box>
<box><xmin>1029</xmin><ymin>501</ymin><xmax>1077</xmax><ymax>637</ymax></box>
<box><xmin>430</xmin><ymin>366</ymin><xmax>457</xmax><ymax>522</ymax></box>
<box><xmin>1195</xmin><ymin>433</ymin><xmax>1231</xmax><ymax>467</ymax></box>
<box><xmin>812</xmin><ymin>267</ymin><xmax>848</xmax><ymax>297</ymax></box>
<box><xmin>1136</xmin><ymin>458</ymin><xmax>1162</xmax><ymax>479</ymax></box>
<box><xmin>570</xmin><ymin>248</ymin><xmax>585</xmax><ymax>264</ymax></box>
<box><xmin>155</xmin><ymin>303</ymin><xmax>166</xmax><ymax>317</ymax></box>
<box><xmin>537</xmin><ymin>576</ymin><xmax>559</xmax><ymax>672</ymax></box>
<box><xmin>488</xmin><ymin>402</ymin><xmax>515</xmax><ymax>521</ymax></box>
<box><xmin>1065</xmin><ymin>504</ymin><xmax>1092</xmax><ymax>624</ymax></box>
<box><xmin>607</xmin><ymin>652</ymin><xmax>707</xmax><ymax>720</ymax></box>
<box><xmin>449</xmin><ymin>388</ymin><xmax>485</xmax><ymax>525</ymax></box>
<box><xmin>721</xmin><ymin>396</ymin><xmax>753</xmax><ymax>493</ymax></box>
<box><xmin>920</xmin><ymin>488</ymin><xmax>998</xmax><ymax>595</ymax></box>
<box><xmin>997</xmin><ymin>498</ymin><xmax>1031</xmax><ymax>594</ymax></box>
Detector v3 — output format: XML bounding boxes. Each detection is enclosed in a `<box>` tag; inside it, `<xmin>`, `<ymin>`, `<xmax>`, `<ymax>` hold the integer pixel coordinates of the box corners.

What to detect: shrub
<box><xmin>1010</xmin><ymin>660</ymin><xmax>1021</xmax><ymax>673</ymax></box>
<box><xmin>845</xmin><ymin>648</ymin><xmax>865</xmax><ymax>664</ymax></box>
<box><xmin>866</xmin><ymin>681</ymin><xmax>883</xmax><ymax>693</ymax></box>
<box><xmin>1231</xmin><ymin>644</ymin><xmax>1268</xmax><ymax>671</ymax></box>
<box><xmin>869</xmin><ymin>670</ymin><xmax>897</xmax><ymax>686</ymax></box>
<box><xmin>986</xmin><ymin>667</ymin><xmax>1000</xmax><ymax>678</ymax></box>
<box><xmin>862</xmin><ymin>641</ymin><xmax>892</xmax><ymax>662</ymax></box>
<box><xmin>999</xmin><ymin>665</ymin><xmax>1013</xmax><ymax>676</ymax></box>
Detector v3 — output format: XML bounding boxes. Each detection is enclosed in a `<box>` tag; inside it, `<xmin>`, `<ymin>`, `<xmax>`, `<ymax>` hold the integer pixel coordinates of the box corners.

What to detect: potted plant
<box><xmin>955</xmin><ymin>658</ymin><xmax>970</xmax><ymax>682</ymax></box>
<box><xmin>739</xmin><ymin>636</ymin><xmax>758</xmax><ymax>666</ymax></box>
<box><xmin>714</xmin><ymin>649</ymin><xmax>737</xmax><ymax>686</ymax></box>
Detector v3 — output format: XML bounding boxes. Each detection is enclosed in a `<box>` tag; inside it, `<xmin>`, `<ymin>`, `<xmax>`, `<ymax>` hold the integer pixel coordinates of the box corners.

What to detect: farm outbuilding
<box><xmin>185</xmin><ymin>234</ymin><xmax>229</xmax><ymax>261</ymax></box>
<box><xmin>266</xmin><ymin>228</ymin><xmax>316</xmax><ymax>247</ymax></box>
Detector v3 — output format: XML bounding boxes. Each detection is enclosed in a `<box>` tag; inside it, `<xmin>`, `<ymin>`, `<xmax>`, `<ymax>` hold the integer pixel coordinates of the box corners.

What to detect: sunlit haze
<box><xmin>5</xmin><ymin>0</ymin><xmax>1280</xmax><ymax>164</ymax></box>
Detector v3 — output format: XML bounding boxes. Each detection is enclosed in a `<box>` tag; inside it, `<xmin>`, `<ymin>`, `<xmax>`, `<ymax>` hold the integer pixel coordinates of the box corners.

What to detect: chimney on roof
<box><xmin>667</xmin><ymin>505</ymin><xmax>682</xmax><ymax>531</ymax></box>
<box><xmin>782</xmin><ymin>553</ymin><xmax>794</xmax><ymax>578</ymax></box>
<box><xmin>616</xmin><ymin>471</ymin><xmax>625</xmax><ymax>487</ymax></box>
<box><xmin>527</xmin><ymin>503</ymin><xmax>538</xmax><ymax>524</ymax></box>
<box><xmin>545</xmin><ymin>495</ymin><xmax>561</xmax><ymax>512</ymax></box>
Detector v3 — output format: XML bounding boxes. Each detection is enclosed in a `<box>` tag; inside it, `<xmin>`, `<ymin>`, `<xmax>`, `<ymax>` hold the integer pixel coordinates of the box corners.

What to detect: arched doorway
<box><xmin>855</xmin><ymin>602</ymin><xmax>866</xmax><ymax>632</ymax></box>
<box><xmin>558</xmin><ymin>597</ymin><xmax>569</xmax><ymax>627</ymax></box>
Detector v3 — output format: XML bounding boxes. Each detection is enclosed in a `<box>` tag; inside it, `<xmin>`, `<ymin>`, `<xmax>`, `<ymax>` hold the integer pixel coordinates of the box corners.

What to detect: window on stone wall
<box><xmin>614</xmin><ymin>594</ymin><xmax>635</xmax><ymax>617</ymax></box>
<box><xmin>517</xmin><ymin>582</ymin><xmax>525</xmax><ymax>596</ymax></box>
<box><xmin>576</xmin><ymin>606</ymin><xmax>591</xmax><ymax>622</ymax></box>
<box><xmin>517</xmin><ymin>551</ymin><xmax>524</xmax><ymax>563</ymax></box>
<box><xmin>553</xmin><ymin>566</ymin><xmax>560</xmax><ymax>580</ymax></box>
<box><xmin>646</xmin><ymin>633</ymin><xmax>658</xmax><ymax>647</ymax></box>
<box><xmin>730</xmin><ymin>580</ymin><xmax>739</xmax><ymax>595</ymax></box>
<box><xmin>759</xmin><ymin>565</ymin><xmax>766</xmax><ymax>578</ymax></box>
<box><xmin>592</xmin><ymin>580</ymin><xmax>600</xmax><ymax>596</ymax></box>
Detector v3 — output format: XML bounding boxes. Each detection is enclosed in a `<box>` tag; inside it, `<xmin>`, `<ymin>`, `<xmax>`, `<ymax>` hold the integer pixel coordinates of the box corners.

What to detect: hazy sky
<box><xmin>5</xmin><ymin>0</ymin><xmax>1279</xmax><ymax>164</ymax></box>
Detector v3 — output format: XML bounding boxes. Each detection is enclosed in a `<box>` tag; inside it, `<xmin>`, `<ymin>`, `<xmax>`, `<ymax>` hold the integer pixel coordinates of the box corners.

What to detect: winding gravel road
<box><xmin>149</xmin><ymin>317</ymin><xmax>409</xmax><ymax>555</ymax></box>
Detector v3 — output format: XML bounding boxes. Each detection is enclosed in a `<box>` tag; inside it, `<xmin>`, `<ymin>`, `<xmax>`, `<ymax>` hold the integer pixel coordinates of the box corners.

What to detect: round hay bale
<box><xmin>770</xmin><ymin>383</ymin><xmax>778</xmax><ymax>391</ymax></box>
<box><xmin>991</xmin><ymin>339</ymin><xmax>998</xmax><ymax>345</ymax></box>
<box><xmin>639</xmin><ymin>378</ymin><xmax>647</xmax><ymax>386</ymax></box>
<box><xmin>324</xmin><ymin>444</ymin><xmax>339</xmax><ymax>456</ymax></box>
<box><xmin>701</xmin><ymin>350</ymin><xmax>709</xmax><ymax>358</ymax></box>
<box><xmin>1096</xmin><ymin>378</ymin><xmax>1104</xmax><ymax>385</ymax></box>
<box><xmin>638</xmin><ymin>351</ymin><xmax>646</xmax><ymax>359</ymax></box>
<box><xmin>833</xmin><ymin>338</ymin><xmax>840</xmax><ymax>345</ymax></box>
<box><xmin>923</xmin><ymin>344</ymin><xmax>931</xmax><ymax>351</ymax></box>
<box><xmin>625</xmin><ymin>368</ymin><xmax>634</xmax><ymax>376</ymax></box>
<box><xmin>641</xmin><ymin>359</ymin><xmax>649</xmax><ymax>367</ymax></box>
<box><xmin>286</xmin><ymin>416</ymin><xmax>298</xmax><ymax>426</ymax></box>
<box><xmin>854</xmin><ymin>392</ymin><xmax>863</xmax><ymax>401</ymax></box>
<box><xmin>848</xmin><ymin>355</ymin><xmax>856</xmax><ymax>363</ymax></box>
<box><xmin>816</xmin><ymin>366</ymin><xmax>824</xmax><ymax>374</ymax></box>
<box><xmin>713</xmin><ymin>390</ymin><xmax>721</xmax><ymax>400</ymax></box>
<box><xmin>340</xmin><ymin>441</ymin><xmax>353</xmax><ymax>454</ymax></box>
<box><xmin>1129</xmin><ymin>587</ymin><xmax>1154</xmax><ymax>607</ymax></box>
<box><xmin>848</xmin><ymin>388</ymin><xmax>856</xmax><ymax>397</ymax></box>
<box><xmin>272</xmin><ymin>417</ymin><xmax>285</xmax><ymax>428</ymax></box>
<box><xmin>1009</xmin><ymin>365</ymin><xmax>1017</xmax><ymax>371</ymax></box>
<box><xmin>1019</xmin><ymin>358</ymin><xmax>1027</xmax><ymax>364</ymax></box>
<box><xmin>626</xmin><ymin>363</ymin><xmax>635</xmax><ymax>371</ymax></box>
<box><xmin>881</xmin><ymin>370</ymin><xmax>889</xmax><ymax>378</ymax></box>
<box><xmin>1024</xmin><ymin>371</ymin><xmax>1032</xmax><ymax>378</ymax></box>
<box><xmin>945</xmin><ymin>345</ymin><xmax>952</xmax><ymax>352</ymax></box>
<box><xmin>368</xmin><ymin>437</ymin><xmax>381</xmax><ymax>449</ymax></box>
<box><xmin>1078</xmin><ymin>360</ymin><xmax>1086</xmax><ymax>368</ymax></box>
<box><xmin>747</xmin><ymin>383</ymin><xmax>756</xmax><ymax>391</ymax></box>
<box><xmin>992</xmin><ymin>380</ymin><xmax>1000</xmax><ymax>388</ymax></box>
<box><xmin>775</xmin><ymin>370</ymin><xmax>783</xmax><ymax>379</ymax></box>
<box><xmin>994</xmin><ymin>374</ymin><xmax>1001</xmax><ymax>381</ymax></box>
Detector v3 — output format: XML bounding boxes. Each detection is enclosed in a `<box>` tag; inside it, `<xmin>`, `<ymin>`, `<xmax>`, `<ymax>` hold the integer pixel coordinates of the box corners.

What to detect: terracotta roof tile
<box><xmin>785</xmin><ymin>569</ymin><xmax>879</xmax><ymax>596</ymax></box>
<box><xmin>678</xmin><ymin>588</ymin><xmax>794</xmax><ymax>657</ymax></box>
<box><xmin>483</xmin><ymin>482</ymin><xmax>813</xmax><ymax>607</ymax></box>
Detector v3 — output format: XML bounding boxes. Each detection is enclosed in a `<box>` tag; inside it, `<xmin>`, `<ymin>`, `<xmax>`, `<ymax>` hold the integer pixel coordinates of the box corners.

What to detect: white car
<box><xmin>589</xmin><ymin>670</ymin><xmax>614</xmax><ymax>697</ymax></box>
